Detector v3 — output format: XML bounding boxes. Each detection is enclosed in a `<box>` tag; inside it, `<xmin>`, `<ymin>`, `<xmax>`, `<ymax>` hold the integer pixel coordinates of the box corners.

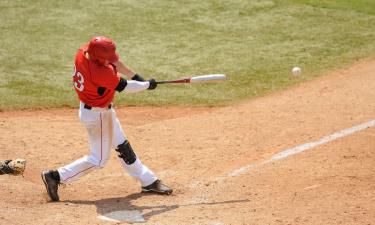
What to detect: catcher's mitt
<box><xmin>0</xmin><ymin>158</ymin><xmax>26</xmax><ymax>176</ymax></box>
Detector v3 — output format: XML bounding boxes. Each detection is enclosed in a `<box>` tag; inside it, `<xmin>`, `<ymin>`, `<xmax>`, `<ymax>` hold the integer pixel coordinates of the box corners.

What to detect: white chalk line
<box><xmin>226</xmin><ymin>119</ymin><xmax>375</xmax><ymax>178</ymax></box>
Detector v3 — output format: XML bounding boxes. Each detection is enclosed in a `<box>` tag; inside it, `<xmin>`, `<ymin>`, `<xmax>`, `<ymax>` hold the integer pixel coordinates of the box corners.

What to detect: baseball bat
<box><xmin>156</xmin><ymin>74</ymin><xmax>226</xmax><ymax>84</ymax></box>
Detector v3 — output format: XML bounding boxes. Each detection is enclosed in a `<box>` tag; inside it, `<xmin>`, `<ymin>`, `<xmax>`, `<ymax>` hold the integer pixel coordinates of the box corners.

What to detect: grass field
<box><xmin>0</xmin><ymin>0</ymin><xmax>374</xmax><ymax>109</ymax></box>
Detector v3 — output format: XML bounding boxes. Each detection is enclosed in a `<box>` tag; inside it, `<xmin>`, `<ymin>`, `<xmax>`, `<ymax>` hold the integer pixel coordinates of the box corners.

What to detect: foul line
<box><xmin>227</xmin><ymin>119</ymin><xmax>375</xmax><ymax>177</ymax></box>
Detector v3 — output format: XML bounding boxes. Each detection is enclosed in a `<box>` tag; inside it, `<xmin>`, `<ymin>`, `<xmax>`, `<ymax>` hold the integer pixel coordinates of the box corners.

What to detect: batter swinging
<box><xmin>41</xmin><ymin>36</ymin><xmax>172</xmax><ymax>201</ymax></box>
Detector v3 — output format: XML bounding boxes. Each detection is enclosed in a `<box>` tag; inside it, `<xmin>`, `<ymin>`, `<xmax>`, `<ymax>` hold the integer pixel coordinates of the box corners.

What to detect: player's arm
<box><xmin>97</xmin><ymin>66</ymin><xmax>156</xmax><ymax>96</ymax></box>
<box><xmin>115</xmin><ymin>78</ymin><xmax>157</xmax><ymax>93</ymax></box>
<box><xmin>113</xmin><ymin>60</ymin><xmax>145</xmax><ymax>81</ymax></box>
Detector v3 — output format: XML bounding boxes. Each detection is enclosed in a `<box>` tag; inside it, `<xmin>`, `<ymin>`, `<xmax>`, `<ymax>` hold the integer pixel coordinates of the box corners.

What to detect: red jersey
<box><xmin>72</xmin><ymin>44</ymin><xmax>120</xmax><ymax>107</ymax></box>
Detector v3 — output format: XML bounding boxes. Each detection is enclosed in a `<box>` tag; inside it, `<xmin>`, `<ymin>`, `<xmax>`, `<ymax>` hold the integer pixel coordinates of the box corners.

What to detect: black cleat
<box><xmin>142</xmin><ymin>179</ymin><xmax>173</xmax><ymax>195</ymax></box>
<box><xmin>41</xmin><ymin>170</ymin><xmax>60</xmax><ymax>201</ymax></box>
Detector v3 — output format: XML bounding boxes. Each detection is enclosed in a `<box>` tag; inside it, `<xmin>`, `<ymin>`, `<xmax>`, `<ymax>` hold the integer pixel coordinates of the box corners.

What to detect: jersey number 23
<box><xmin>73</xmin><ymin>66</ymin><xmax>84</xmax><ymax>92</ymax></box>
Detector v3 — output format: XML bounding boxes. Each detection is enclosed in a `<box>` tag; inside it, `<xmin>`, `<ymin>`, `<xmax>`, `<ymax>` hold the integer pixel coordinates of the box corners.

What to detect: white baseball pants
<box><xmin>57</xmin><ymin>102</ymin><xmax>157</xmax><ymax>186</ymax></box>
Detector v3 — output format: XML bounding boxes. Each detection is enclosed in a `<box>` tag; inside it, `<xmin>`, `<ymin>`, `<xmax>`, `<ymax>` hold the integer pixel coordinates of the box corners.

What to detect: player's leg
<box><xmin>42</xmin><ymin>107</ymin><xmax>114</xmax><ymax>201</ymax></box>
<box><xmin>58</xmin><ymin>108</ymin><xmax>113</xmax><ymax>183</ymax></box>
<box><xmin>111</xmin><ymin>109</ymin><xmax>172</xmax><ymax>194</ymax></box>
<box><xmin>111</xmin><ymin>109</ymin><xmax>157</xmax><ymax>186</ymax></box>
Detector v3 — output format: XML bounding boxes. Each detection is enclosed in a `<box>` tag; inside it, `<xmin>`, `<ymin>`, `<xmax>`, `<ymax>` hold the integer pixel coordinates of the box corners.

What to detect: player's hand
<box><xmin>147</xmin><ymin>79</ymin><xmax>157</xmax><ymax>90</ymax></box>
<box><xmin>131</xmin><ymin>74</ymin><xmax>145</xmax><ymax>82</ymax></box>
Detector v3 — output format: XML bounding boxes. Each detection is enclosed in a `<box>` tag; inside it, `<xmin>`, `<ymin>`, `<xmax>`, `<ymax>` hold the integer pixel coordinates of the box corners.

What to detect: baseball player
<box><xmin>41</xmin><ymin>36</ymin><xmax>172</xmax><ymax>202</ymax></box>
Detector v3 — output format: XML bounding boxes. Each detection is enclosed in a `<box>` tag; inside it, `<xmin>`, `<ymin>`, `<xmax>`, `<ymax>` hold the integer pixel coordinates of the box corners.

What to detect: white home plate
<box><xmin>97</xmin><ymin>210</ymin><xmax>145</xmax><ymax>223</ymax></box>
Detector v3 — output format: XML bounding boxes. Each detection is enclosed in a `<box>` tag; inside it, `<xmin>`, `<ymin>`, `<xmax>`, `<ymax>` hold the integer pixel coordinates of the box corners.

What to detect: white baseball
<box><xmin>292</xmin><ymin>67</ymin><xmax>301</xmax><ymax>76</ymax></box>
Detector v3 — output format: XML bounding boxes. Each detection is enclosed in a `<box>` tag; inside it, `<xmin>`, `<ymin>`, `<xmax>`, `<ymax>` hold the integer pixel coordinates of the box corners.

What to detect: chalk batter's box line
<box><xmin>225</xmin><ymin>119</ymin><xmax>375</xmax><ymax>178</ymax></box>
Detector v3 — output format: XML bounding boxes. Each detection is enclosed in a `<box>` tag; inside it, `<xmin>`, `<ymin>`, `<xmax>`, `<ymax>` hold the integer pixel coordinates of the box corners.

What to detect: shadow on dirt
<box><xmin>64</xmin><ymin>193</ymin><xmax>249</xmax><ymax>222</ymax></box>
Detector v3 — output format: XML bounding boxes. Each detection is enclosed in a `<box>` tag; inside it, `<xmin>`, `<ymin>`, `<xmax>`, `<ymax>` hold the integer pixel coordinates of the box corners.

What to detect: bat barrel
<box><xmin>190</xmin><ymin>74</ymin><xmax>226</xmax><ymax>83</ymax></box>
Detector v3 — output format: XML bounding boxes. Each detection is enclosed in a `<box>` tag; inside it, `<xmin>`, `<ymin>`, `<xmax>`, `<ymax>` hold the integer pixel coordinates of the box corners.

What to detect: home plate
<box><xmin>97</xmin><ymin>210</ymin><xmax>145</xmax><ymax>223</ymax></box>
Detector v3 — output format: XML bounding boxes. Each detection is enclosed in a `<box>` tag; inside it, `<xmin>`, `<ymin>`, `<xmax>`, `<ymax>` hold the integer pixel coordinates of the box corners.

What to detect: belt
<box><xmin>84</xmin><ymin>104</ymin><xmax>112</xmax><ymax>110</ymax></box>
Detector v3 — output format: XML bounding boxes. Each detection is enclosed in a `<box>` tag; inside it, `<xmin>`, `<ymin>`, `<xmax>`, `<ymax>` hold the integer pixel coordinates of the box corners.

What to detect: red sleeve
<box><xmin>93</xmin><ymin>65</ymin><xmax>120</xmax><ymax>90</ymax></box>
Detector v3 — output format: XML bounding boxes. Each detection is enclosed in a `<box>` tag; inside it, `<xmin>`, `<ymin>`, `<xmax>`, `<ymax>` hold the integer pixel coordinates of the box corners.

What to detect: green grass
<box><xmin>0</xmin><ymin>0</ymin><xmax>375</xmax><ymax>109</ymax></box>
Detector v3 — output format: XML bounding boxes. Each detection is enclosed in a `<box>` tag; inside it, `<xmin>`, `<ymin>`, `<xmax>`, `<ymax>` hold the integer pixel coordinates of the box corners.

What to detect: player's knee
<box><xmin>116</xmin><ymin>140</ymin><xmax>137</xmax><ymax>165</ymax></box>
<box><xmin>86</xmin><ymin>155</ymin><xmax>107</xmax><ymax>168</ymax></box>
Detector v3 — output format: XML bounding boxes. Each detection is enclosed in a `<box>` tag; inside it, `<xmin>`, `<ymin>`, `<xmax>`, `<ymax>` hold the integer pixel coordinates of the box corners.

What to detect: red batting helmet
<box><xmin>87</xmin><ymin>36</ymin><xmax>119</xmax><ymax>65</ymax></box>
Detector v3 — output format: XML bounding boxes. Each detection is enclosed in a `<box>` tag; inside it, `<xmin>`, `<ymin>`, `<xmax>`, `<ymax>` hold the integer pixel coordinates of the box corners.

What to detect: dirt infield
<box><xmin>1</xmin><ymin>59</ymin><xmax>375</xmax><ymax>225</ymax></box>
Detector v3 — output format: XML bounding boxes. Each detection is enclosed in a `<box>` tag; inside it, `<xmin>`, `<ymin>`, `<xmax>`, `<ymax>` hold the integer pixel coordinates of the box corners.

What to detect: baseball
<box><xmin>292</xmin><ymin>67</ymin><xmax>301</xmax><ymax>76</ymax></box>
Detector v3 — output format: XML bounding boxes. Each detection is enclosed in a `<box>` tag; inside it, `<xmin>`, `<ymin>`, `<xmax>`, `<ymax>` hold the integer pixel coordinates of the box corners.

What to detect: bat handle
<box><xmin>156</xmin><ymin>78</ymin><xmax>191</xmax><ymax>84</ymax></box>
<box><xmin>155</xmin><ymin>81</ymin><xmax>168</xmax><ymax>84</ymax></box>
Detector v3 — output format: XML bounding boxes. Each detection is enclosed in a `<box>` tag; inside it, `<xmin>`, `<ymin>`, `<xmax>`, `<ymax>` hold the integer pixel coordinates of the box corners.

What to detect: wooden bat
<box><xmin>155</xmin><ymin>74</ymin><xmax>226</xmax><ymax>84</ymax></box>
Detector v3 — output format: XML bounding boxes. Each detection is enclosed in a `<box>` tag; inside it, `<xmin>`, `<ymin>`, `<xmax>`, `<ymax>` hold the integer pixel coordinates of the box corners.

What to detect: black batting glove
<box><xmin>131</xmin><ymin>74</ymin><xmax>145</xmax><ymax>82</ymax></box>
<box><xmin>147</xmin><ymin>79</ymin><xmax>157</xmax><ymax>90</ymax></box>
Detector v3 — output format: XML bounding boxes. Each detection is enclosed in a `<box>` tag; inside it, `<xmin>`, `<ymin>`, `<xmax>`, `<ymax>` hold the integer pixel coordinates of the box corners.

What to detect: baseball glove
<box><xmin>0</xmin><ymin>159</ymin><xmax>26</xmax><ymax>176</ymax></box>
